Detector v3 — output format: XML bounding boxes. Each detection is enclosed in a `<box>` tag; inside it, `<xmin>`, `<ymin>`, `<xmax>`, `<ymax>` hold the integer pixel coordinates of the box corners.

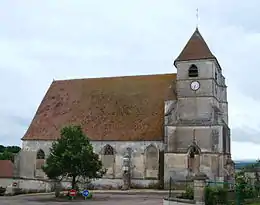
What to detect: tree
<box><xmin>0</xmin><ymin>145</ymin><xmax>5</xmax><ymax>153</ymax></box>
<box><xmin>5</xmin><ymin>146</ymin><xmax>21</xmax><ymax>154</ymax></box>
<box><xmin>243</xmin><ymin>159</ymin><xmax>260</xmax><ymax>195</ymax></box>
<box><xmin>0</xmin><ymin>150</ymin><xmax>14</xmax><ymax>161</ymax></box>
<box><xmin>0</xmin><ymin>145</ymin><xmax>21</xmax><ymax>162</ymax></box>
<box><xmin>42</xmin><ymin>125</ymin><xmax>105</xmax><ymax>189</ymax></box>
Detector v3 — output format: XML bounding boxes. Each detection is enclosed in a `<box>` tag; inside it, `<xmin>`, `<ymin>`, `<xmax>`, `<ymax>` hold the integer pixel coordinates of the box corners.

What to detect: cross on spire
<box><xmin>192</xmin><ymin>129</ymin><xmax>196</xmax><ymax>143</ymax></box>
<box><xmin>196</xmin><ymin>8</ymin><xmax>199</xmax><ymax>29</ymax></box>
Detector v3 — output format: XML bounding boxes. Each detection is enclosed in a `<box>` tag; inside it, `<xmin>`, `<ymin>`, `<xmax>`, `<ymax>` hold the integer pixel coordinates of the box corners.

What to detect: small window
<box><xmin>36</xmin><ymin>149</ymin><xmax>45</xmax><ymax>159</ymax></box>
<box><xmin>215</xmin><ymin>72</ymin><xmax>218</xmax><ymax>81</ymax></box>
<box><xmin>188</xmin><ymin>64</ymin><xmax>198</xmax><ymax>77</ymax></box>
<box><xmin>104</xmin><ymin>144</ymin><xmax>114</xmax><ymax>155</ymax></box>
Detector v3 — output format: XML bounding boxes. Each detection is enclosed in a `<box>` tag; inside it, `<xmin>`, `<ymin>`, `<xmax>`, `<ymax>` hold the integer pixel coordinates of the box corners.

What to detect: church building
<box><xmin>17</xmin><ymin>28</ymin><xmax>233</xmax><ymax>188</ymax></box>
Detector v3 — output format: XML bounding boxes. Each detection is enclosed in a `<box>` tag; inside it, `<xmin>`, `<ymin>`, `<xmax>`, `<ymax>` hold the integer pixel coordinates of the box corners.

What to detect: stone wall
<box><xmin>0</xmin><ymin>177</ymin><xmax>54</xmax><ymax>193</ymax></box>
<box><xmin>18</xmin><ymin>140</ymin><xmax>163</xmax><ymax>188</ymax></box>
<box><xmin>164</xmin><ymin>153</ymin><xmax>187</xmax><ymax>182</ymax></box>
<box><xmin>0</xmin><ymin>177</ymin><xmax>159</xmax><ymax>193</ymax></box>
<box><xmin>90</xmin><ymin>178</ymin><xmax>159</xmax><ymax>189</ymax></box>
<box><xmin>15</xmin><ymin>178</ymin><xmax>53</xmax><ymax>192</ymax></box>
<box><xmin>164</xmin><ymin>152</ymin><xmax>224</xmax><ymax>184</ymax></box>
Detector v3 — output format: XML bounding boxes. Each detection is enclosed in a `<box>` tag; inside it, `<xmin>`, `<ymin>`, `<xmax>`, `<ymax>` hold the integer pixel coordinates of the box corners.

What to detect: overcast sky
<box><xmin>0</xmin><ymin>0</ymin><xmax>260</xmax><ymax>160</ymax></box>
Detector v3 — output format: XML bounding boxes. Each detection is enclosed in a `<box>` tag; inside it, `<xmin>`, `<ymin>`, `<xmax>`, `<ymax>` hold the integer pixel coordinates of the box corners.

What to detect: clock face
<box><xmin>190</xmin><ymin>81</ymin><xmax>200</xmax><ymax>91</ymax></box>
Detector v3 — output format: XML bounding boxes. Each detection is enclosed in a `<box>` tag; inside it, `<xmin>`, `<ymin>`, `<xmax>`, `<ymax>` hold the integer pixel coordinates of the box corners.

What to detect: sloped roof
<box><xmin>22</xmin><ymin>73</ymin><xmax>176</xmax><ymax>141</ymax></box>
<box><xmin>174</xmin><ymin>28</ymin><xmax>216</xmax><ymax>64</ymax></box>
<box><xmin>0</xmin><ymin>160</ymin><xmax>13</xmax><ymax>178</ymax></box>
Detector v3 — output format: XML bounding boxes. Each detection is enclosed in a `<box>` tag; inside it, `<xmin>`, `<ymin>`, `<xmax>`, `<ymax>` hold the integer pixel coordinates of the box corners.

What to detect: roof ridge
<box><xmin>53</xmin><ymin>73</ymin><xmax>177</xmax><ymax>82</ymax></box>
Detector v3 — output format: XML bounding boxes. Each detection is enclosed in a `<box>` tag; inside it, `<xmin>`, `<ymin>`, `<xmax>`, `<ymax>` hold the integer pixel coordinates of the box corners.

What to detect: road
<box><xmin>0</xmin><ymin>193</ymin><xmax>164</xmax><ymax>205</ymax></box>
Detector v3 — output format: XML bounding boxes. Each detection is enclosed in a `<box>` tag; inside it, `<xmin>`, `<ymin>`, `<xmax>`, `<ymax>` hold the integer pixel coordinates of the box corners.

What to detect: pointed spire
<box><xmin>174</xmin><ymin>28</ymin><xmax>216</xmax><ymax>65</ymax></box>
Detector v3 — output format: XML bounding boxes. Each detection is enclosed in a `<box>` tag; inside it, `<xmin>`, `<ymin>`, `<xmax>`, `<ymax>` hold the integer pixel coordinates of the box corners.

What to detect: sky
<box><xmin>0</xmin><ymin>0</ymin><xmax>260</xmax><ymax>160</ymax></box>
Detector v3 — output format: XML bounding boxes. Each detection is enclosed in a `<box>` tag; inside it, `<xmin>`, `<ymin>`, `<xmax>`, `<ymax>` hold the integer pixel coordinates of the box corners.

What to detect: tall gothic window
<box><xmin>101</xmin><ymin>144</ymin><xmax>115</xmax><ymax>178</ymax></box>
<box><xmin>188</xmin><ymin>64</ymin><xmax>198</xmax><ymax>77</ymax></box>
<box><xmin>145</xmin><ymin>144</ymin><xmax>159</xmax><ymax>179</ymax></box>
<box><xmin>36</xmin><ymin>149</ymin><xmax>45</xmax><ymax>173</ymax></box>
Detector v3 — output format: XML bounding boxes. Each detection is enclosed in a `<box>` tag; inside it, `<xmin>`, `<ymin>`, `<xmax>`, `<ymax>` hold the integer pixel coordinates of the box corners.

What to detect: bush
<box><xmin>177</xmin><ymin>186</ymin><xmax>194</xmax><ymax>200</ymax></box>
<box><xmin>235</xmin><ymin>171</ymin><xmax>259</xmax><ymax>203</ymax></box>
<box><xmin>205</xmin><ymin>186</ymin><xmax>228</xmax><ymax>205</ymax></box>
<box><xmin>0</xmin><ymin>187</ymin><xmax>6</xmax><ymax>195</ymax></box>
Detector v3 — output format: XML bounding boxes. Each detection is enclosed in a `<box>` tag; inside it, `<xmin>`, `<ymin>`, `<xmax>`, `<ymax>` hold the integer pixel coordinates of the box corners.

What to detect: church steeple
<box><xmin>174</xmin><ymin>28</ymin><xmax>216</xmax><ymax>66</ymax></box>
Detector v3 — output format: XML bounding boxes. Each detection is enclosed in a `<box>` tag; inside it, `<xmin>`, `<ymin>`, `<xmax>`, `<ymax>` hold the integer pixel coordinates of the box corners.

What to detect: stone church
<box><xmin>15</xmin><ymin>28</ymin><xmax>233</xmax><ymax>188</ymax></box>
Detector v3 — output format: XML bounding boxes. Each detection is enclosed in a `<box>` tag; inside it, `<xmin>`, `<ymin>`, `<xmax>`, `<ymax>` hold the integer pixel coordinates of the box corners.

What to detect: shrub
<box><xmin>177</xmin><ymin>186</ymin><xmax>194</xmax><ymax>200</ymax></box>
<box><xmin>235</xmin><ymin>171</ymin><xmax>259</xmax><ymax>203</ymax></box>
<box><xmin>205</xmin><ymin>185</ymin><xmax>228</xmax><ymax>205</ymax></box>
<box><xmin>0</xmin><ymin>187</ymin><xmax>6</xmax><ymax>195</ymax></box>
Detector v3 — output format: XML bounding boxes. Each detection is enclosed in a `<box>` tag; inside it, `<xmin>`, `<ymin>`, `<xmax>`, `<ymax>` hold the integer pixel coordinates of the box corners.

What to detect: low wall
<box><xmin>90</xmin><ymin>178</ymin><xmax>159</xmax><ymax>189</ymax></box>
<box><xmin>16</xmin><ymin>178</ymin><xmax>52</xmax><ymax>192</ymax></box>
<box><xmin>0</xmin><ymin>177</ymin><xmax>159</xmax><ymax>193</ymax></box>
<box><xmin>0</xmin><ymin>177</ymin><xmax>70</xmax><ymax>193</ymax></box>
<box><xmin>163</xmin><ymin>197</ymin><xmax>195</xmax><ymax>205</ymax></box>
<box><xmin>1</xmin><ymin>178</ymin><xmax>53</xmax><ymax>193</ymax></box>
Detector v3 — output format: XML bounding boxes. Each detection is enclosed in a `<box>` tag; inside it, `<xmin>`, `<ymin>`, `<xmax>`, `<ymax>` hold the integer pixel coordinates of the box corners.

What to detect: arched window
<box><xmin>145</xmin><ymin>144</ymin><xmax>159</xmax><ymax>171</ymax></box>
<box><xmin>187</xmin><ymin>145</ymin><xmax>200</xmax><ymax>174</ymax></box>
<box><xmin>101</xmin><ymin>144</ymin><xmax>115</xmax><ymax>178</ymax></box>
<box><xmin>36</xmin><ymin>149</ymin><xmax>46</xmax><ymax>172</ymax></box>
<box><xmin>188</xmin><ymin>64</ymin><xmax>198</xmax><ymax>77</ymax></box>
<box><xmin>36</xmin><ymin>149</ymin><xmax>45</xmax><ymax>159</ymax></box>
<box><xmin>104</xmin><ymin>144</ymin><xmax>114</xmax><ymax>155</ymax></box>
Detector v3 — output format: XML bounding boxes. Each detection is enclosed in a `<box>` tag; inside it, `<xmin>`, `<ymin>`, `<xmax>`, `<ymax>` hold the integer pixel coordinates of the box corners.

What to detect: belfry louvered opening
<box><xmin>188</xmin><ymin>64</ymin><xmax>198</xmax><ymax>77</ymax></box>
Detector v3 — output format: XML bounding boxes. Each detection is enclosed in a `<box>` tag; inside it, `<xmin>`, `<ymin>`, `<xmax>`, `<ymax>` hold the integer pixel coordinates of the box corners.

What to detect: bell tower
<box><xmin>164</xmin><ymin>28</ymin><xmax>231</xmax><ymax>183</ymax></box>
<box><xmin>174</xmin><ymin>28</ymin><xmax>226</xmax><ymax>125</ymax></box>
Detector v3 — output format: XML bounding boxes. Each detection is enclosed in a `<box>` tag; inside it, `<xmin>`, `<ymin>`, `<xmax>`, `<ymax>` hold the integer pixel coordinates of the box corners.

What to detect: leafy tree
<box><xmin>42</xmin><ymin>125</ymin><xmax>105</xmax><ymax>189</ymax></box>
<box><xmin>0</xmin><ymin>145</ymin><xmax>21</xmax><ymax>162</ymax></box>
<box><xmin>0</xmin><ymin>145</ymin><xmax>5</xmax><ymax>153</ymax></box>
<box><xmin>243</xmin><ymin>159</ymin><xmax>260</xmax><ymax>195</ymax></box>
<box><xmin>0</xmin><ymin>150</ymin><xmax>14</xmax><ymax>161</ymax></box>
<box><xmin>5</xmin><ymin>146</ymin><xmax>21</xmax><ymax>153</ymax></box>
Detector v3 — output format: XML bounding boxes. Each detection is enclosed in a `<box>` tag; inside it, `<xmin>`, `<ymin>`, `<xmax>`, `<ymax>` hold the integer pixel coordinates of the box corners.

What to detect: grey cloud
<box><xmin>0</xmin><ymin>0</ymin><xmax>260</xmax><ymax>147</ymax></box>
<box><xmin>0</xmin><ymin>135</ymin><xmax>21</xmax><ymax>146</ymax></box>
<box><xmin>6</xmin><ymin>115</ymin><xmax>31</xmax><ymax>128</ymax></box>
<box><xmin>0</xmin><ymin>115</ymin><xmax>29</xmax><ymax>145</ymax></box>
<box><xmin>232</xmin><ymin>127</ymin><xmax>260</xmax><ymax>144</ymax></box>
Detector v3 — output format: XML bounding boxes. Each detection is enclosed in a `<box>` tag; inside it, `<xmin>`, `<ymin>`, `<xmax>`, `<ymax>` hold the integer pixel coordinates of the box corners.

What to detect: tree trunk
<box><xmin>71</xmin><ymin>176</ymin><xmax>76</xmax><ymax>189</ymax></box>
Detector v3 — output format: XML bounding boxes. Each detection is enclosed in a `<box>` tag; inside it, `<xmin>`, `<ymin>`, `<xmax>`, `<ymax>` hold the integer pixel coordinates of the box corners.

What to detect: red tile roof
<box><xmin>22</xmin><ymin>73</ymin><xmax>176</xmax><ymax>141</ymax></box>
<box><xmin>0</xmin><ymin>160</ymin><xmax>13</xmax><ymax>178</ymax></box>
<box><xmin>174</xmin><ymin>28</ymin><xmax>216</xmax><ymax>64</ymax></box>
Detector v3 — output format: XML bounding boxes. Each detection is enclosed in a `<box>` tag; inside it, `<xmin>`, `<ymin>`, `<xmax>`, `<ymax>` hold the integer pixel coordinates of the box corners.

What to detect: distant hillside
<box><xmin>234</xmin><ymin>160</ymin><xmax>258</xmax><ymax>170</ymax></box>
